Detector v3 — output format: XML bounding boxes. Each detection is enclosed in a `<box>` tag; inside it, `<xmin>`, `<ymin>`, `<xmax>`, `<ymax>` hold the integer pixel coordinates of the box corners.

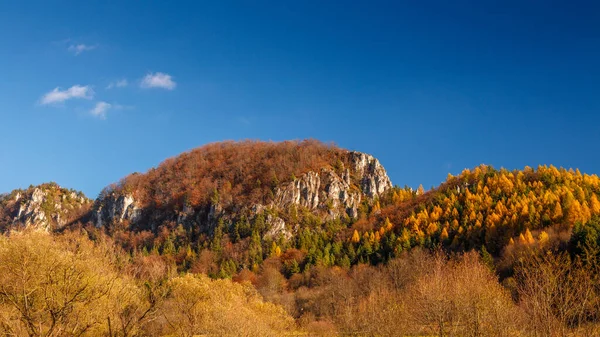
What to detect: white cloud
<box><xmin>90</xmin><ymin>101</ymin><xmax>111</xmax><ymax>119</ymax></box>
<box><xmin>89</xmin><ymin>102</ymin><xmax>131</xmax><ymax>119</ymax></box>
<box><xmin>68</xmin><ymin>44</ymin><xmax>97</xmax><ymax>55</ymax></box>
<box><xmin>140</xmin><ymin>72</ymin><xmax>176</xmax><ymax>90</ymax></box>
<box><xmin>40</xmin><ymin>85</ymin><xmax>94</xmax><ymax>105</ymax></box>
<box><xmin>106</xmin><ymin>79</ymin><xmax>128</xmax><ymax>89</ymax></box>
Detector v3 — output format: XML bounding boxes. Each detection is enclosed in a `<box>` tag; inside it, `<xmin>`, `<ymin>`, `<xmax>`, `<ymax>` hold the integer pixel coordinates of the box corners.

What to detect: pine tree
<box><xmin>248</xmin><ymin>230</ymin><xmax>263</xmax><ymax>266</ymax></box>
<box><xmin>211</xmin><ymin>219</ymin><xmax>225</xmax><ymax>255</ymax></box>
<box><xmin>372</xmin><ymin>200</ymin><xmax>381</xmax><ymax>214</ymax></box>
<box><xmin>591</xmin><ymin>194</ymin><xmax>600</xmax><ymax>215</ymax></box>
<box><xmin>269</xmin><ymin>242</ymin><xmax>282</xmax><ymax>257</ymax></box>
<box><xmin>254</xmin><ymin>213</ymin><xmax>266</xmax><ymax>234</ymax></box>
<box><xmin>339</xmin><ymin>254</ymin><xmax>351</xmax><ymax>269</ymax></box>
<box><xmin>288</xmin><ymin>259</ymin><xmax>300</xmax><ymax>274</ymax></box>
<box><xmin>519</xmin><ymin>233</ymin><xmax>527</xmax><ymax>245</ymax></box>
<box><xmin>538</xmin><ymin>231</ymin><xmax>550</xmax><ymax>245</ymax></box>
<box><xmin>524</xmin><ymin>229</ymin><xmax>535</xmax><ymax>244</ymax></box>
<box><xmin>553</xmin><ymin>201</ymin><xmax>563</xmax><ymax>220</ymax></box>
<box><xmin>163</xmin><ymin>237</ymin><xmax>176</xmax><ymax>255</ymax></box>
<box><xmin>480</xmin><ymin>245</ymin><xmax>494</xmax><ymax>271</ymax></box>
<box><xmin>440</xmin><ymin>227</ymin><xmax>449</xmax><ymax>241</ymax></box>
<box><xmin>384</xmin><ymin>217</ymin><xmax>393</xmax><ymax>231</ymax></box>
<box><xmin>351</xmin><ymin>229</ymin><xmax>361</xmax><ymax>243</ymax></box>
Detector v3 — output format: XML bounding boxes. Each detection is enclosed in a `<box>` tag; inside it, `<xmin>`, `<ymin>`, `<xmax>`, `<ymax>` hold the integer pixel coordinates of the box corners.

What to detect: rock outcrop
<box><xmin>273</xmin><ymin>151</ymin><xmax>391</xmax><ymax>218</ymax></box>
<box><xmin>93</xmin><ymin>193</ymin><xmax>141</xmax><ymax>228</ymax></box>
<box><xmin>0</xmin><ymin>183</ymin><xmax>91</xmax><ymax>232</ymax></box>
<box><xmin>350</xmin><ymin>151</ymin><xmax>392</xmax><ymax>197</ymax></box>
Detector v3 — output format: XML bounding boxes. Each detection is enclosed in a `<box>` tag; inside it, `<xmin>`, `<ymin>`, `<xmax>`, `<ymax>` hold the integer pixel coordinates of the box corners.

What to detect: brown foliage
<box><xmin>405</xmin><ymin>251</ymin><xmax>523</xmax><ymax>336</ymax></box>
<box><xmin>112</xmin><ymin>140</ymin><xmax>348</xmax><ymax>212</ymax></box>
<box><xmin>265</xmin><ymin>250</ymin><xmax>524</xmax><ymax>336</ymax></box>
<box><xmin>516</xmin><ymin>251</ymin><xmax>600</xmax><ymax>337</ymax></box>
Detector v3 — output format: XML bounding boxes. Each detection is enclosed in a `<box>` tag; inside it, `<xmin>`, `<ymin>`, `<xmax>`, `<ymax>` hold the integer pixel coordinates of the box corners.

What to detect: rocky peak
<box><xmin>0</xmin><ymin>183</ymin><xmax>91</xmax><ymax>232</ymax></box>
<box><xmin>272</xmin><ymin>151</ymin><xmax>391</xmax><ymax>220</ymax></box>
<box><xmin>16</xmin><ymin>188</ymin><xmax>48</xmax><ymax>229</ymax></box>
<box><xmin>350</xmin><ymin>151</ymin><xmax>392</xmax><ymax>197</ymax></box>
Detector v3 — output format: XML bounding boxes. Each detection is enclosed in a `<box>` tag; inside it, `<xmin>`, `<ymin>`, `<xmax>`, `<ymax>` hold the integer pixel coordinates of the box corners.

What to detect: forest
<box><xmin>2</xmin><ymin>141</ymin><xmax>600</xmax><ymax>336</ymax></box>
<box><xmin>2</xmin><ymin>227</ymin><xmax>599</xmax><ymax>336</ymax></box>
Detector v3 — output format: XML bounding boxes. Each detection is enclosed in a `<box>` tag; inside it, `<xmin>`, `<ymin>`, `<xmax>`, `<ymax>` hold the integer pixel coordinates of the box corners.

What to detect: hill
<box><xmin>358</xmin><ymin>164</ymin><xmax>600</xmax><ymax>260</ymax></box>
<box><xmin>84</xmin><ymin>140</ymin><xmax>390</xmax><ymax>273</ymax></box>
<box><xmin>0</xmin><ymin>182</ymin><xmax>91</xmax><ymax>232</ymax></box>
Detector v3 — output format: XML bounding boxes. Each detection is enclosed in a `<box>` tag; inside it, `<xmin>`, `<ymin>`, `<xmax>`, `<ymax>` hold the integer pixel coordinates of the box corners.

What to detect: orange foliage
<box><xmin>110</xmin><ymin>140</ymin><xmax>349</xmax><ymax>211</ymax></box>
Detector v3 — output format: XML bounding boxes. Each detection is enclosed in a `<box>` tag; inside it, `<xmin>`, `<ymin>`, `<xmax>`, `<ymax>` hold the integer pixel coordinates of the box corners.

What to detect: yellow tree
<box><xmin>552</xmin><ymin>201</ymin><xmax>563</xmax><ymax>220</ymax></box>
<box><xmin>567</xmin><ymin>200</ymin><xmax>583</xmax><ymax>224</ymax></box>
<box><xmin>371</xmin><ymin>200</ymin><xmax>381</xmax><ymax>214</ymax></box>
<box><xmin>269</xmin><ymin>242</ymin><xmax>282</xmax><ymax>258</ymax></box>
<box><xmin>155</xmin><ymin>274</ymin><xmax>294</xmax><ymax>336</ymax></box>
<box><xmin>384</xmin><ymin>217</ymin><xmax>393</xmax><ymax>231</ymax></box>
<box><xmin>440</xmin><ymin>227</ymin><xmax>449</xmax><ymax>241</ymax></box>
<box><xmin>0</xmin><ymin>231</ymin><xmax>152</xmax><ymax>337</ymax></box>
<box><xmin>427</xmin><ymin>222</ymin><xmax>439</xmax><ymax>236</ymax></box>
<box><xmin>591</xmin><ymin>194</ymin><xmax>600</xmax><ymax>215</ymax></box>
<box><xmin>524</xmin><ymin>229</ymin><xmax>535</xmax><ymax>244</ymax></box>
<box><xmin>351</xmin><ymin>230</ymin><xmax>361</xmax><ymax>243</ymax></box>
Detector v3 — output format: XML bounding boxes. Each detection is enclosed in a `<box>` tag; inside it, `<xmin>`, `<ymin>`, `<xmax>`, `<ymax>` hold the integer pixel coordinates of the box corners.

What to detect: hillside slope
<box><xmin>361</xmin><ymin>164</ymin><xmax>600</xmax><ymax>257</ymax></box>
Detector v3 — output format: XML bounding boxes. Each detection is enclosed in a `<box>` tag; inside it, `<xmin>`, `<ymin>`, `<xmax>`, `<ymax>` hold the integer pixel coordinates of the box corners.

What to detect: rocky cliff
<box><xmin>0</xmin><ymin>183</ymin><xmax>91</xmax><ymax>232</ymax></box>
<box><xmin>273</xmin><ymin>151</ymin><xmax>391</xmax><ymax>218</ymax></box>
<box><xmin>94</xmin><ymin>193</ymin><xmax>141</xmax><ymax>228</ymax></box>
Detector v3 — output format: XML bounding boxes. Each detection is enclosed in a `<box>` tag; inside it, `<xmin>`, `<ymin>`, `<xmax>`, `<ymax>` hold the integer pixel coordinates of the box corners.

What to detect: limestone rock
<box><xmin>350</xmin><ymin>151</ymin><xmax>392</xmax><ymax>197</ymax></box>
<box><xmin>274</xmin><ymin>171</ymin><xmax>321</xmax><ymax>210</ymax></box>
<box><xmin>0</xmin><ymin>183</ymin><xmax>91</xmax><ymax>232</ymax></box>
<box><xmin>272</xmin><ymin>152</ymin><xmax>391</xmax><ymax>219</ymax></box>
<box><xmin>93</xmin><ymin>193</ymin><xmax>141</xmax><ymax>228</ymax></box>
<box><xmin>264</xmin><ymin>214</ymin><xmax>292</xmax><ymax>240</ymax></box>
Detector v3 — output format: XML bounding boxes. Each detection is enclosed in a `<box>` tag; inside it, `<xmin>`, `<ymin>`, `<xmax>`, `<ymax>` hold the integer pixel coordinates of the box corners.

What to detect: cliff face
<box><xmin>91</xmin><ymin>146</ymin><xmax>392</xmax><ymax>239</ymax></box>
<box><xmin>93</xmin><ymin>193</ymin><xmax>141</xmax><ymax>228</ymax></box>
<box><xmin>350</xmin><ymin>151</ymin><xmax>391</xmax><ymax>197</ymax></box>
<box><xmin>273</xmin><ymin>152</ymin><xmax>391</xmax><ymax>218</ymax></box>
<box><xmin>0</xmin><ymin>183</ymin><xmax>91</xmax><ymax>232</ymax></box>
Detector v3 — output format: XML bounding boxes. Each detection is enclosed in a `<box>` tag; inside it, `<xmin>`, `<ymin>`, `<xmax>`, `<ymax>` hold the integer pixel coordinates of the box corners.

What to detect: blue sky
<box><xmin>1</xmin><ymin>1</ymin><xmax>599</xmax><ymax>198</ymax></box>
